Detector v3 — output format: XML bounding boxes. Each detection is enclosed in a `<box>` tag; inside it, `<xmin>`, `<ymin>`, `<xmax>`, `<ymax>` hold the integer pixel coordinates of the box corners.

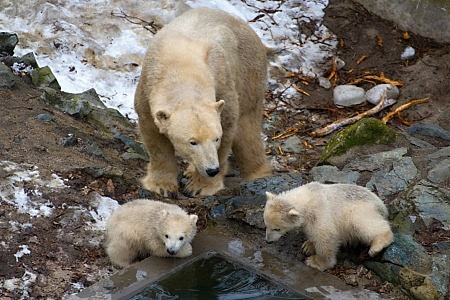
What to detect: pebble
<box><xmin>365</xmin><ymin>84</ymin><xmax>400</xmax><ymax>105</ymax></box>
<box><xmin>36</xmin><ymin>113</ymin><xmax>53</xmax><ymax>122</ymax></box>
<box><xmin>333</xmin><ymin>85</ymin><xmax>366</xmax><ymax>107</ymax></box>
<box><xmin>401</xmin><ymin>46</ymin><xmax>415</xmax><ymax>60</ymax></box>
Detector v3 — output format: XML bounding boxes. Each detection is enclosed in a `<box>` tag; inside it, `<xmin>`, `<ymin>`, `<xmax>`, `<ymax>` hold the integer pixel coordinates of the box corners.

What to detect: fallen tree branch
<box><xmin>381</xmin><ymin>97</ymin><xmax>430</xmax><ymax>124</ymax></box>
<box><xmin>311</xmin><ymin>91</ymin><xmax>396</xmax><ymax>137</ymax></box>
<box><xmin>111</xmin><ymin>10</ymin><xmax>162</xmax><ymax>34</ymax></box>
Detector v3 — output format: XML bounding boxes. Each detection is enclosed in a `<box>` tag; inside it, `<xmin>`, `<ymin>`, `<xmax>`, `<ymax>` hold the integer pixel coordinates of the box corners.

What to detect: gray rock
<box><xmin>406</xmin><ymin>123</ymin><xmax>450</xmax><ymax>141</ymax></box>
<box><xmin>85</xmin><ymin>142</ymin><xmax>104</xmax><ymax>158</ymax></box>
<box><xmin>36</xmin><ymin>113</ymin><xmax>53</xmax><ymax>122</ymax></box>
<box><xmin>0</xmin><ymin>62</ymin><xmax>15</xmax><ymax>88</ymax></box>
<box><xmin>310</xmin><ymin>165</ymin><xmax>360</xmax><ymax>184</ymax></box>
<box><xmin>62</xmin><ymin>135</ymin><xmax>78</xmax><ymax>147</ymax></box>
<box><xmin>366</xmin><ymin>156</ymin><xmax>418</xmax><ymax>198</ymax></box>
<box><xmin>383</xmin><ymin>233</ymin><xmax>432</xmax><ymax>274</ymax></box>
<box><xmin>281</xmin><ymin>135</ymin><xmax>303</xmax><ymax>154</ymax></box>
<box><xmin>0</xmin><ymin>32</ymin><xmax>18</xmax><ymax>55</ymax></box>
<box><xmin>405</xmin><ymin>134</ymin><xmax>436</xmax><ymax>149</ymax></box>
<box><xmin>356</xmin><ymin>0</ymin><xmax>450</xmax><ymax>44</ymax></box>
<box><xmin>365</xmin><ymin>84</ymin><xmax>400</xmax><ymax>105</ymax></box>
<box><xmin>333</xmin><ymin>85</ymin><xmax>366</xmax><ymax>107</ymax></box>
<box><xmin>240</xmin><ymin>173</ymin><xmax>303</xmax><ymax>197</ymax></box>
<box><xmin>346</xmin><ymin>148</ymin><xmax>408</xmax><ymax>171</ymax></box>
<box><xmin>427</xmin><ymin>158</ymin><xmax>450</xmax><ymax>184</ymax></box>
<box><xmin>429</xmin><ymin>255</ymin><xmax>450</xmax><ymax>297</ymax></box>
<box><xmin>114</xmin><ymin>133</ymin><xmax>148</xmax><ymax>159</ymax></box>
<box><xmin>408</xmin><ymin>183</ymin><xmax>450</xmax><ymax>229</ymax></box>
<box><xmin>428</xmin><ymin>146</ymin><xmax>450</xmax><ymax>160</ymax></box>
<box><xmin>77</xmin><ymin>166</ymin><xmax>123</xmax><ymax>178</ymax></box>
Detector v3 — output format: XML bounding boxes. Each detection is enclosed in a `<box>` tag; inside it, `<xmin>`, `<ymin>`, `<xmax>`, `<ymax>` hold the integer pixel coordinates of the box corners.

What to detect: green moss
<box><xmin>317</xmin><ymin>118</ymin><xmax>397</xmax><ymax>165</ymax></box>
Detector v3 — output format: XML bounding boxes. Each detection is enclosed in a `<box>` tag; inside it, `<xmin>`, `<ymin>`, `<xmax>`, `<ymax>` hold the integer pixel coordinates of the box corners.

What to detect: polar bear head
<box><xmin>158</xmin><ymin>210</ymin><xmax>198</xmax><ymax>255</ymax></box>
<box><xmin>154</xmin><ymin>99</ymin><xmax>224</xmax><ymax>178</ymax></box>
<box><xmin>263</xmin><ymin>191</ymin><xmax>305</xmax><ymax>243</ymax></box>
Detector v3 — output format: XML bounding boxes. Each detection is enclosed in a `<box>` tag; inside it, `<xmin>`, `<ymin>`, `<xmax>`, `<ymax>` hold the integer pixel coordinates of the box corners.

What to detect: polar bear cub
<box><xmin>105</xmin><ymin>199</ymin><xmax>198</xmax><ymax>268</ymax></box>
<box><xmin>264</xmin><ymin>182</ymin><xmax>394</xmax><ymax>271</ymax></box>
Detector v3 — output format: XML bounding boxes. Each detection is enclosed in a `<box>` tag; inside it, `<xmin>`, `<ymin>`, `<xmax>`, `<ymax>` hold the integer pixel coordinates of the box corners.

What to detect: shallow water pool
<box><xmin>130</xmin><ymin>254</ymin><xmax>306</xmax><ymax>299</ymax></box>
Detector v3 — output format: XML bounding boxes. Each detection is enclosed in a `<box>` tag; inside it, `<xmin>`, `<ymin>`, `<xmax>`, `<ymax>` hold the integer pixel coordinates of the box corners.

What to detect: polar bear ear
<box><xmin>265</xmin><ymin>191</ymin><xmax>276</xmax><ymax>202</ymax></box>
<box><xmin>161</xmin><ymin>209</ymin><xmax>169</xmax><ymax>218</ymax></box>
<box><xmin>190</xmin><ymin>214</ymin><xmax>198</xmax><ymax>224</ymax></box>
<box><xmin>288</xmin><ymin>209</ymin><xmax>300</xmax><ymax>217</ymax></box>
<box><xmin>155</xmin><ymin>110</ymin><xmax>171</xmax><ymax>128</ymax></box>
<box><xmin>214</xmin><ymin>100</ymin><xmax>225</xmax><ymax>114</ymax></box>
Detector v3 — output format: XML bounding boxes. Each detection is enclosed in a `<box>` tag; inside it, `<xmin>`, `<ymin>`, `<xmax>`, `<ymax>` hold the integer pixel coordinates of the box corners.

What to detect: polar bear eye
<box><xmin>189</xmin><ymin>140</ymin><xmax>198</xmax><ymax>146</ymax></box>
<box><xmin>273</xmin><ymin>228</ymin><xmax>281</xmax><ymax>232</ymax></box>
<box><xmin>215</xmin><ymin>137</ymin><xmax>221</xmax><ymax>143</ymax></box>
<box><xmin>179</xmin><ymin>236</ymin><xmax>184</xmax><ymax>241</ymax></box>
<box><xmin>165</xmin><ymin>234</ymin><xmax>169</xmax><ymax>239</ymax></box>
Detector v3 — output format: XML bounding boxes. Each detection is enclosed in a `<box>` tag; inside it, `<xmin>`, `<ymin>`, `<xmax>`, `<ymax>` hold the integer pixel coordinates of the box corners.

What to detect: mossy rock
<box><xmin>317</xmin><ymin>118</ymin><xmax>397</xmax><ymax>165</ymax></box>
<box><xmin>30</xmin><ymin>66</ymin><xmax>61</xmax><ymax>90</ymax></box>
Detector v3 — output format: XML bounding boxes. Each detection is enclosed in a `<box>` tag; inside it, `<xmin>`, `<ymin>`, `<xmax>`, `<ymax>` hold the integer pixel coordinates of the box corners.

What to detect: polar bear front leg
<box><xmin>141</xmin><ymin>138</ymin><xmax>180</xmax><ymax>198</ymax></box>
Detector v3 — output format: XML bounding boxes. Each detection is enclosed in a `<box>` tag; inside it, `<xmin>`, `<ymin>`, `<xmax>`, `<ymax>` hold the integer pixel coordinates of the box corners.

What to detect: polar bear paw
<box><xmin>141</xmin><ymin>175</ymin><xmax>179</xmax><ymax>198</ymax></box>
<box><xmin>183</xmin><ymin>168</ymin><xmax>224</xmax><ymax>197</ymax></box>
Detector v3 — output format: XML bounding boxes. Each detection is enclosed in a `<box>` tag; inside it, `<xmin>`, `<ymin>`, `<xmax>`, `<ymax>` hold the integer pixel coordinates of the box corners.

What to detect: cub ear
<box><xmin>265</xmin><ymin>191</ymin><xmax>276</xmax><ymax>202</ymax></box>
<box><xmin>190</xmin><ymin>214</ymin><xmax>198</xmax><ymax>224</ymax></box>
<box><xmin>288</xmin><ymin>208</ymin><xmax>300</xmax><ymax>217</ymax></box>
<box><xmin>155</xmin><ymin>110</ymin><xmax>171</xmax><ymax>128</ymax></box>
<box><xmin>214</xmin><ymin>100</ymin><xmax>225</xmax><ymax>114</ymax></box>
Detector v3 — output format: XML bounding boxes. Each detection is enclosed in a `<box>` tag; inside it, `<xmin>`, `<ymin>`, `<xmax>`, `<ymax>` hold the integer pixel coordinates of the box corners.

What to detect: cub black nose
<box><xmin>206</xmin><ymin>168</ymin><xmax>220</xmax><ymax>177</ymax></box>
<box><xmin>167</xmin><ymin>249</ymin><xmax>176</xmax><ymax>255</ymax></box>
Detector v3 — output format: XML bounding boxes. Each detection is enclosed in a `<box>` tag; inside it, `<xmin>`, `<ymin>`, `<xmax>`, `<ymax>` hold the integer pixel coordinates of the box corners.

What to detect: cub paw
<box><xmin>176</xmin><ymin>243</ymin><xmax>193</xmax><ymax>258</ymax></box>
<box><xmin>305</xmin><ymin>255</ymin><xmax>334</xmax><ymax>271</ymax></box>
<box><xmin>302</xmin><ymin>240</ymin><xmax>316</xmax><ymax>256</ymax></box>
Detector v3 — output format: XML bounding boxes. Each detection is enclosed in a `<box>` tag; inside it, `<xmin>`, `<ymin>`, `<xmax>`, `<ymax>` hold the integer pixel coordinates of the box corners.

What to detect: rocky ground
<box><xmin>1</xmin><ymin>0</ymin><xmax>450</xmax><ymax>299</ymax></box>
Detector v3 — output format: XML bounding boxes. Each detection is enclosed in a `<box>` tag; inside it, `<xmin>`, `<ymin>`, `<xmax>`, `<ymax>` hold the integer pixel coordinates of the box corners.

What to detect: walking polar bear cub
<box><xmin>134</xmin><ymin>7</ymin><xmax>271</xmax><ymax>198</ymax></box>
<box><xmin>264</xmin><ymin>182</ymin><xmax>394</xmax><ymax>271</ymax></box>
<box><xmin>105</xmin><ymin>199</ymin><xmax>198</xmax><ymax>268</ymax></box>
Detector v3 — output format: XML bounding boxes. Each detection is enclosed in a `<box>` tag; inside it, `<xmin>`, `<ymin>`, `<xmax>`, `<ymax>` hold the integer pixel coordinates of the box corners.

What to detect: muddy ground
<box><xmin>0</xmin><ymin>0</ymin><xmax>449</xmax><ymax>299</ymax></box>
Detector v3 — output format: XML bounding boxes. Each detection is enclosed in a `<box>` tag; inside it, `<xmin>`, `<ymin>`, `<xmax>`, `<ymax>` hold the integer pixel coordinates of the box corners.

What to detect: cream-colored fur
<box><xmin>105</xmin><ymin>199</ymin><xmax>198</xmax><ymax>268</ymax></box>
<box><xmin>134</xmin><ymin>7</ymin><xmax>271</xmax><ymax>198</ymax></box>
<box><xmin>263</xmin><ymin>182</ymin><xmax>394</xmax><ymax>271</ymax></box>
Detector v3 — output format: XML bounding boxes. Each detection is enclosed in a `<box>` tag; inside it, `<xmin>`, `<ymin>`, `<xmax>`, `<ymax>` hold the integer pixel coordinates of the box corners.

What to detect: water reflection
<box><xmin>130</xmin><ymin>255</ymin><xmax>305</xmax><ymax>299</ymax></box>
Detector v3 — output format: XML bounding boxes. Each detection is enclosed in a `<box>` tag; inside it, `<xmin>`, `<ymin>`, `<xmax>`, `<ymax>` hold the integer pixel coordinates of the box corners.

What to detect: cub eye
<box><xmin>179</xmin><ymin>237</ymin><xmax>184</xmax><ymax>241</ymax></box>
<box><xmin>215</xmin><ymin>137</ymin><xmax>221</xmax><ymax>142</ymax></box>
<box><xmin>273</xmin><ymin>228</ymin><xmax>281</xmax><ymax>232</ymax></box>
<box><xmin>165</xmin><ymin>234</ymin><xmax>169</xmax><ymax>238</ymax></box>
<box><xmin>189</xmin><ymin>140</ymin><xmax>198</xmax><ymax>146</ymax></box>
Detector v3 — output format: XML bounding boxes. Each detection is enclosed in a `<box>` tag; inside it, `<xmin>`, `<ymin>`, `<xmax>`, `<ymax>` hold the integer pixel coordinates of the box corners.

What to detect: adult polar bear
<box><xmin>135</xmin><ymin>7</ymin><xmax>271</xmax><ymax>197</ymax></box>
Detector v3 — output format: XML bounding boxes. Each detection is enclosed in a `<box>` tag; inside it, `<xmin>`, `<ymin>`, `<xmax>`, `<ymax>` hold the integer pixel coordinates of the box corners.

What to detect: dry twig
<box><xmin>311</xmin><ymin>91</ymin><xmax>396</xmax><ymax>137</ymax></box>
<box><xmin>381</xmin><ymin>97</ymin><xmax>430</xmax><ymax>124</ymax></box>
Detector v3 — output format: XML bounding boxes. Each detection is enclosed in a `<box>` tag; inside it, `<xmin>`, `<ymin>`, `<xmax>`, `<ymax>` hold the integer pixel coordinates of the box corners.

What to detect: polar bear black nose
<box><xmin>206</xmin><ymin>168</ymin><xmax>220</xmax><ymax>177</ymax></box>
<box><xmin>167</xmin><ymin>249</ymin><xmax>176</xmax><ymax>255</ymax></box>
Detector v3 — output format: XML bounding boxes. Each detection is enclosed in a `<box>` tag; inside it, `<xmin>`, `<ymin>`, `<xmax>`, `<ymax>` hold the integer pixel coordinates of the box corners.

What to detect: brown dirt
<box><xmin>0</xmin><ymin>0</ymin><xmax>449</xmax><ymax>299</ymax></box>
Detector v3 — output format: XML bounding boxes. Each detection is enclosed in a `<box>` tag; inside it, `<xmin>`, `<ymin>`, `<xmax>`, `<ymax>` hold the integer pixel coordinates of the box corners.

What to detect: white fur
<box><xmin>105</xmin><ymin>199</ymin><xmax>198</xmax><ymax>268</ymax></box>
<box><xmin>263</xmin><ymin>182</ymin><xmax>394</xmax><ymax>271</ymax></box>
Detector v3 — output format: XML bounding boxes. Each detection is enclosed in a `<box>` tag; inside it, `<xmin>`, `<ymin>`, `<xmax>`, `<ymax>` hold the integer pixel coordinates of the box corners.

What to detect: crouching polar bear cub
<box><xmin>134</xmin><ymin>7</ymin><xmax>271</xmax><ymax>198</ymax></box>
<box><xmin>264</xmin><ymin>182</ymin><xmax>394</xmax><ymax>271</ymax></box>
<box><xmin>105</xmin><ymin>199</ymin><xmax>198</xmax><ymax>268</ymax></box>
